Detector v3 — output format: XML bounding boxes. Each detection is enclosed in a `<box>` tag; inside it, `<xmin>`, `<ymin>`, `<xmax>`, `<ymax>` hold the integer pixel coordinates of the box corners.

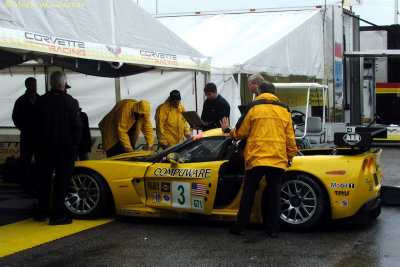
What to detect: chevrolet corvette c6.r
<box><xmin>66</xmin><ymin>128</ymin><xmax>382</xmax><ymax>231</ymax></box>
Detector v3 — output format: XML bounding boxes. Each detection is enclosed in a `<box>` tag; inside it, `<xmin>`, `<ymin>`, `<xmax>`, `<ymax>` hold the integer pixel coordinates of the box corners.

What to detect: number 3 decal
<box><xmin>172</xmin><ymin>182</ymin><xmax>190</xmax><ymax>209</ymax></box>
<box><xmin>177</xmin><ymin>185</ymin><xmax>185</xmax><ymax>205</ymax></box>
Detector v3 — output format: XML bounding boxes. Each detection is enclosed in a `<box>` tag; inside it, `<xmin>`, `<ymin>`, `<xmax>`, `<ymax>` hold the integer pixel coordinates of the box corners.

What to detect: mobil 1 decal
<box><xmin>172</xmin><ymin>182</ymin><xmax>191</xmax><ymax>209</ymax></box>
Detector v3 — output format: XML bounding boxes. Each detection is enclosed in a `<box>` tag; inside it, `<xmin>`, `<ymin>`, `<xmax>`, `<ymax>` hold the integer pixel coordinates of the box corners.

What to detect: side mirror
<box><xmin>166</xmin><ymin>153</ymin><xmax>181</xmax><ymax>164</ymax></box>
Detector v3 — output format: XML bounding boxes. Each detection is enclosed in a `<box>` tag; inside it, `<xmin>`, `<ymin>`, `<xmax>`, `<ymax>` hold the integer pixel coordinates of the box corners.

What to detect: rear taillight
<box><xmin>369</xmin><ymin>157</ymin><xmax>374</xmax><ymax>170</ymax></box>
<box><xmin>362</xmin><ymin>157</ymin><xmax>375</xmax><ymax>174</ymax></box>
<box><xmin>362</xmin><ymin>159</ymin><xmax>368</xmax><ymax>174</ymax></box>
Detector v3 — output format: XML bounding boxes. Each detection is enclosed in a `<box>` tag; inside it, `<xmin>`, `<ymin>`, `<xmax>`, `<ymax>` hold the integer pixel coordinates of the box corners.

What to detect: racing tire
<box><xmin>369</xmin><ymin>203</ymin><xmax>381</xmax><ymax>221</ymax></box>
<box><xmin>65</xmin><ymin>169</ymin><xmax>113</xmax><ymax>219</ymax></box>
<box><xmin>277</xmin><ymin>173</ymin><xmax>328</xmax><ymax>231</ymax></box>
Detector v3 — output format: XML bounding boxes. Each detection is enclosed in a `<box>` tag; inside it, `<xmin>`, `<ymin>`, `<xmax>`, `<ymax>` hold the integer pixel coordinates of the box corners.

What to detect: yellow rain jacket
<box><xmin>231</xmin><ymin>93</ymin><xmax>297</xmax><ymax>170</ymax></box>
<box><xmin>155</xmin><ymin>98</ymin><xmax>190</xmax><ymax>148</ymax></box>
<box><xmin>98</xmin><ymin>99</ymin><xmax>154</xmax><ymax>152</ymax></box>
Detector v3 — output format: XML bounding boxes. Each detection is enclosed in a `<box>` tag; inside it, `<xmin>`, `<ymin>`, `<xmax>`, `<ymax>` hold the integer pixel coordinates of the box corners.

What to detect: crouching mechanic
<box><xmin>99</xmin><ymin>99</ymin><xmax>154</xmax><ymax>157</ymax></box>
<box><xmin>155</xmin><ymin>90</ymin><xmax>191</xmax><ymax>149</ymax></box>
<box><xmin>221</xmin><ymin>81</ymin><xmax>297</xmax><ymax>237</ymax></box>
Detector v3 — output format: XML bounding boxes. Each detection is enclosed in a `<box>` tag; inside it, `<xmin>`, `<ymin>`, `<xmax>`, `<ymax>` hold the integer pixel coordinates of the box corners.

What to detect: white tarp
<box><xmin>0</xmin><ymin>0</ymin><xmax>210</xmax><ymax>71</ymax></box>
<box><xmin>0</xmin><ymin>0</ymin><xmax>212</xmax><ymax>130</ymax></box>
<box><xmin>0</xmin><ymin>67</ymin><xmax>205</xmax><ymax>128</ymax></box>
<box><xmin>157</xmin><ymin>9</ymin><xmax>324</xmax><ymax>77</ymax></box>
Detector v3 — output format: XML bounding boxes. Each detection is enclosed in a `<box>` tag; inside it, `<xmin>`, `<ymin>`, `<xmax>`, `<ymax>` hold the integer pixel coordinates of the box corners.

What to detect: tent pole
<box><xmin>194</xmin><ymin>71</ymin><xmax>198</xmax><ymax>113</ymax></box>
<box><xmin>115</xmin><ymin>77</ymin><xmax>121</xmax><ymax>102</ymax></box>
<box><xmin>44</xmin><ymin>66</ymin><xmax>49</xmax><ymax>92</ymax></box>
<box><xmin>238</xmin><ymin>72</ymin><xmax>242</xmax><ymax>104</ymax></box>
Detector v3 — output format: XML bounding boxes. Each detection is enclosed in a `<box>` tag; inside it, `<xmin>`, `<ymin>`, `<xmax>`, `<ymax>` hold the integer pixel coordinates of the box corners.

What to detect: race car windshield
<box><xmin>146</xmin><ymin>139</ymin><xmax>192</xmax><ymax>162</ymax></box>
<box><xmin>147</xmin><ymin>136</ymin><xmax>228</xmax><ymax>163</ymax></box>
<box><xmin>177</xmin><ymin>138</ymin><xmax>226</xmax><ymax>163</ymax></box>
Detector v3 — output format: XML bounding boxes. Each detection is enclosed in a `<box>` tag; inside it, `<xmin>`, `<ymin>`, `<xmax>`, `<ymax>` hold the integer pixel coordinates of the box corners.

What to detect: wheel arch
<box><xmin>261</xmin><ymin>170</ymin><xmax>332</xmax><ymax>229</ymax></box>
<box><xmin>284</xmin><ymin>171</ymin><xmax>332</xmax><ymax>220</ymax></box>
<box><xmin>73</xmin><ymin>167</ymin><xmax>116</xmax><ymax>214</ymax></box>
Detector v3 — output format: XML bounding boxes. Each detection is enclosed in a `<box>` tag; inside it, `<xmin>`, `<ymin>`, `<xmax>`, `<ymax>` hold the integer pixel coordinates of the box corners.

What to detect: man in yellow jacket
<box><xmin>99</xmin><ymin>99</ymin><xmax>154</xmax><ymax>157</ymax></box>
<box><xmin>155</xmin><ymin>90</ymin><xmax>191</xmax><ymax>149</ymax></box>
<box><xmin>221</xmin><ymin>81</ymin><xmax>297</xmax><ymax>237</ymax></box>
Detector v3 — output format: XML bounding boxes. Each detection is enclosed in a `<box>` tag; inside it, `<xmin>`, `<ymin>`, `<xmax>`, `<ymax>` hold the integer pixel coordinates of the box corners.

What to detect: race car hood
<box><xmin>105</xmin><ymin>151</ymin><xmax>155</xmax><ymax>162</ymax></box>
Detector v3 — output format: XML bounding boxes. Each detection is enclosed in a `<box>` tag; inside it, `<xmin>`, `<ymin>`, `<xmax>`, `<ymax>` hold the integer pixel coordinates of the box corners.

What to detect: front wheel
<box><xmin>65</xmin><ymin>169</ymin><xmax>112</xmax><ymax>219</ymax></box>
<box><xmin>279</xmin><ymin>174</ymin><xmax>328</xmax><ymax>231</ymax></box>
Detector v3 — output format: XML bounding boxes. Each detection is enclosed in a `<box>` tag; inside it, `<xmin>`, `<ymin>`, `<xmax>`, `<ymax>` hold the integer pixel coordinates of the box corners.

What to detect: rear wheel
<box><xmin>65</xmin><ymin>170</ymin><xmax>112</xmax><ymax>219</ymax></box>
<box><xmin>279</xmin><ymin>174</ymin><xmax>328</xmax><ymax>231</ymax></box>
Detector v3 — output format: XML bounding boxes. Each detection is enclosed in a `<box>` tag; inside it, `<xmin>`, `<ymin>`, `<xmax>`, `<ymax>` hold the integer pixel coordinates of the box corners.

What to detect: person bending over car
<box><xmin>99</xmin><ymin>99</ymin><xmax>154</xmax><ymax>157</ymax></box>
<box><xmin>221</xmin><ymin>81</ymin><xmax>297</xmax><ymax>237</ymax></box>
<box><xmin>155</xmin><ymin>90</ymin><xmax>191</xmax><ymax>149</ymax></box>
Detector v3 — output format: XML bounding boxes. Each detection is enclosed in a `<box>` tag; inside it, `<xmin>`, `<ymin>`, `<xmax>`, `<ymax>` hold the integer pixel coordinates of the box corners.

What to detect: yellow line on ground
<box><xmin>0</xmin><ymin>218</ymin><xmax>115</xmax><ymax>257</ymax></box>
<box><xmin>0</xmin><ymin>180</ymin><xmax>19</xmax><ymax>187</ymax></box>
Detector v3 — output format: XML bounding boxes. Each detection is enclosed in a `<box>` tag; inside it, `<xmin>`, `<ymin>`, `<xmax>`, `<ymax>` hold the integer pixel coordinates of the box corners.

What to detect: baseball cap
<box><xmin>170</xmin><ymin>90</ymin><xmax>181</xmax><ymax>101</ymax></box>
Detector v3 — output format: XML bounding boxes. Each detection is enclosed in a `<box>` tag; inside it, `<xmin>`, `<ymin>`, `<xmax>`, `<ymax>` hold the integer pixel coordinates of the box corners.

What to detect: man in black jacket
<box><xmin>200</xmin><ymin>83</ymin><xmax>230</xmax><ymax>131</ymax></box>
<box><xmin>74</xmin><ymin>99</ymin><xmax>92</xmax><ymax>161</ymax></box>
<box><xmin>12</xmin><ymin>77</ymin><xmax>40</xmax><ymax>193</ymax></box>
<box><xmin>34</xmin><ymin>71</ymin><xmax>82</xmax><ymax>225</ymax></box>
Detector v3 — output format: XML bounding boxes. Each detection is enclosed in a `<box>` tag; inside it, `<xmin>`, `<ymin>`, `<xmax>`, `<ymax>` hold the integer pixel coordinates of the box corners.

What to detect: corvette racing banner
<box><xmin>0</xmin><ymin>27</ymin><xmax>211</xmax><ymax>71</ymax></box>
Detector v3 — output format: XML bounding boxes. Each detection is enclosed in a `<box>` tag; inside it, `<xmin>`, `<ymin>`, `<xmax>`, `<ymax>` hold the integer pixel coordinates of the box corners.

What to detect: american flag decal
<box><xmin>191</xmin><ymin>183</ymin><xmax>206</xmax><ymax>197</ymax></box>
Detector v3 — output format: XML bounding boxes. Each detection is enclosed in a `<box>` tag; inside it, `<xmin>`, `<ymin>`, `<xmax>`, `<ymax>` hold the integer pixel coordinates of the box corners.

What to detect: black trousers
<box><xmin>236</xmin><ymin>166</ymin><xmax>285</xmax><ymax>230</ymax></box>
<box><xmin>19</xmin><ymin>132</ymin><xmax>36</xmax><ymax>190</ymax></box>
<box><xmin>36</xmin><ymin>147</ymin><xmax>76</xmax><ymax>220</ymax></box>
<box><xmin>106</xmin><ymin>142</ymin><xmax>126</xmax><ymax>157</ymax></box>
<box><xmin>76</xmin><ymin>152</ymin><xmax>89</xmax><ymax>161</ymax></box>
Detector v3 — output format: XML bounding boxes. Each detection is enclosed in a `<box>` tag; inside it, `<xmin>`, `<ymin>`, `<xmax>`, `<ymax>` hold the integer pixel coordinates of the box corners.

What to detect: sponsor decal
<box><xmin>343</xmin><ymin>133</ymin><xmax>361</xmax><ymax>145</ymax></box>
<box><xmin>148</xmin><ymin>182</ymin><xmax>159</xmax><ymax>191</ymax></box>
<box><xmin>190</xmin><ymin>57</ymin><xmax>201</xmax><ymax>66</ymax></box>
<box><xmin>106</xmin><ymin>45</ymin><xmax>121</xmax><ymax>57</ymax></box>
<box><xmin>161</xmin><ymin>182</ymin><xmax>171</xmax><ymax>192</ymax></box>
<box><xmin>330</xmin><ymin>183</ymin><xmax>355</xmax><ymax>189</ymax></box>
<box><xmin>153</xmin><ymin>168</ymin><xmax>211</xmax><ymax>178</ymax></box>
<box><xmin>191</xmin><ymin>183</ymin><xmax>206</xmax><ymax>197</ymax></box>
<box><xmin>172</xmin><ymin>182</ymin><xmax>191</xmax><ymax>209</ymax></box>
<box><xmin>341</xmin><ymin>199</ymin><xmax>349</xmax><ymax>207</ymax></box>
<box><xmin>120</xmin><ymin>209</ymin><xmax>140</xmax><ymax>214</ymax></box>
<box><xmin>162</xmin><ymin>194</ymin><xmax>171</xmax><ymax>204</ymax></box>
<box><xmin>24</xmin><ymin>31</ymin><xmax>86</xmax><ymax>56</ymax></box>
<box><xmin>153</xmin><ymin>193</ymin><xmax>160</xmax><ymax>204</ymax></box>
<box><xmin>139</xmin><ymin>49</ymin><xmax>178</xmax><ymax>66</ymax></box>
<box><xmin>0</xmin><ymin>141</ymin><xmax>19</xmax><ymax>155</ymax></box>
<box><xmin>140</xmin><ymin>50</ymin><xmax>177</xmax><ymax>60</ymax></box>
<box><xmin>334</xmin><ymin>191</ymin><xmax>350</xmax><ymax>196</ymax></box>
<box><xmin>191</xmin><ymin>197</ymin><xmax>204</xmax><ymax>211</ymax></box>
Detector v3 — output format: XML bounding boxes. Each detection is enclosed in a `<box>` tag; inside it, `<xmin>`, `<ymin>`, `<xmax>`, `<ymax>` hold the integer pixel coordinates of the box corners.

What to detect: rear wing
<box><xmin>334</xmin><ymin>127</ymin><xmax>387</xmax><ymax>148</ymax></box>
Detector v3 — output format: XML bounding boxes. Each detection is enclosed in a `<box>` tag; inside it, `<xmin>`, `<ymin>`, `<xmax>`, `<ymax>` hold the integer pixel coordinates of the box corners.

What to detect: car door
<box><xmin>144</xmin><ymin>137</ymin><xmax>228</xmax><ymax>214</ymax></box>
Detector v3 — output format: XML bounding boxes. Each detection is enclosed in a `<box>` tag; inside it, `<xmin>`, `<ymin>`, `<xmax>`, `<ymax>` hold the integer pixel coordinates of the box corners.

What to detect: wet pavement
<box><xmin>0</xmin><ymin>208</ymin><xmax>399</xmax><ymax>266</ymax></box>
<box><xmin>0</xmin><ymin>146</ymin><xmax>399</xmax><ymax>266</ymax></box>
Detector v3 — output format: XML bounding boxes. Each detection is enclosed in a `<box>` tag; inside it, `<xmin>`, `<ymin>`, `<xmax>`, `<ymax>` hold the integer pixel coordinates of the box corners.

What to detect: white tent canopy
<box><xmin>157</xmin><ymin>9</ymin><xmax>324</xmax><ymax>78</ymax></box>
<box><xmin>0</xmin><ymin>0</ymin><xmax>210</xmax><ymax>74</ymax></box>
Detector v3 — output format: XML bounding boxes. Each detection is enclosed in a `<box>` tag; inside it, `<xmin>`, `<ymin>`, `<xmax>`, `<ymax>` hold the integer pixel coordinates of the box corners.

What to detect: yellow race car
<box><xmin>67</xmin><ymin>128</ymin><xmax>383</xmax><ymax>231</ymax></box>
